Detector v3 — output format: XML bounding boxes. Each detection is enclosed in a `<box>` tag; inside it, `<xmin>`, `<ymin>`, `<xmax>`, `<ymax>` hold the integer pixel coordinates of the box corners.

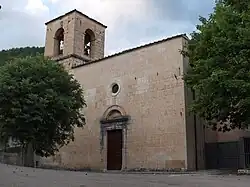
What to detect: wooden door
<box><xmin>107</xmin><ymin>129</ymin><xmax>123</xmax><ymax>170</ymax></box>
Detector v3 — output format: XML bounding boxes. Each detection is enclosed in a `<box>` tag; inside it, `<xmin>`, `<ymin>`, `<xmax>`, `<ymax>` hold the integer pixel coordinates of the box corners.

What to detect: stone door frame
<box><xmin>100</xmin><ymin>105</ymin><xmax>130</xmax><ymax>171</ymax></box>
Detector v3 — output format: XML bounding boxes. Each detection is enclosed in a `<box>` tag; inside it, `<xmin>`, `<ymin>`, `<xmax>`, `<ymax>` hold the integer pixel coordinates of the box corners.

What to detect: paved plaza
<box><xmin>0</xmin><ymin>163</ymin><xmax>249</xmax><ymax>187</ymax></box>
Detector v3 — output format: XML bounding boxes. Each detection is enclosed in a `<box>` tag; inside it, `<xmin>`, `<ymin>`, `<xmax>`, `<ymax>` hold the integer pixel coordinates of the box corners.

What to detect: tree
<box><xmin>183</xmin><ymin>0</ymin><xmax>250</xmax><ymax>132</ymax></box>
<box><xmin>0</xmin><ymin>55</ymin><xmax>86</xmax><ymax>165</ymax></box>
<box><xmin>0</xmin><ymin>46</ymin><xmax>44</xmax><ymax>65</ymax></box>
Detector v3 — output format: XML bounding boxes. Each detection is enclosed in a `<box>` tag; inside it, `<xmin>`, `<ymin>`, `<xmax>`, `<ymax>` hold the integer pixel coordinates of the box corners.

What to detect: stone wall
<box><xmin>74</xmin><ymin>12</ymin><xmax>106</xmax><ymax>61</ymax></box>
<box><xmin>0</xmin><ymin>147</ymin><xmax>23</xmax><ymax>166</ymax></box>
<box><xmin>44</xmin><ymin>10</ymin><xmax>106</xmax><ymax>61</ymax></box>
<box><xmin>0</xmin><ymin>152</ymin><xmax>22</xmax><ymax>166</ymax></box>
<box><xmin>44</xmin><ymin>12</ymin><xmax>76</xmax><ymax>57</ymax></box>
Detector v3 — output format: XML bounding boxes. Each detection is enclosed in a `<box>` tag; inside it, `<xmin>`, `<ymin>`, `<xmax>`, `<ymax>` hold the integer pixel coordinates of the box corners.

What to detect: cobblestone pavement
<box><xmin>0</xmin><ymin>163</ymin><xmax>249</xmax><ymax>187</ymax></box>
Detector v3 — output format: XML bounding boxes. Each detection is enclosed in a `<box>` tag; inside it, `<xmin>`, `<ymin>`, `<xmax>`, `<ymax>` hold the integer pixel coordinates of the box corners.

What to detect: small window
<box><xmin>111</xmin><ymin>83</ymin><xmax>120</xmax><ymax>96</ymax></box>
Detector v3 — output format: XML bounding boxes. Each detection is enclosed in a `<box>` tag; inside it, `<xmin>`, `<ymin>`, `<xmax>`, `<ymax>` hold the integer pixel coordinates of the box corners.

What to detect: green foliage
<box><xmin>0</xmin><ymin>47</ymin><xmax>44</xmax><ymax>65</ymax></box>
<box><xmin>0</xmin><ymin>55</ymin><xmax>86</xmax><ymax>157</ymax></box>
<box><xmin>183</xmin><ymin>0</ymin><xmax>250</xmax><ymax>132</ymax></box>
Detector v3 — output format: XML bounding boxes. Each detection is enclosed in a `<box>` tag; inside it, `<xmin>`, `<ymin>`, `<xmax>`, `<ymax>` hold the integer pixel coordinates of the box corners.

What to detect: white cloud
<box><xmin>47</xmin><ymin>0</ymin><xmax>154</xmax><ymax>54</ymax></box>
<box><xmin>25</xmin><ymin>0</ymin><xmax>49</xmax><ymax>15</ymax></box>
<box><xmin>50</xmin><ymin>0</ymin><xmax>152</xmax><ymax>30</ymax></box>
<box><xmin>0</xmin><ymin>0</ymin><xmax>211</xmax><ymax>55</ymax></box>
<box><xmin>0</xmin><ymin>0</ymin><xmax>49</xmax><ymax>49</ymax></box>
<box><xmin>48</xmin><ymin>0</ymin><xmax>59</xmax><ymax>3</ymax></box>
<box><xmin>0</xmin><ymin>0</ymin><xmax>154</xmax><ymax>54</ymax></box>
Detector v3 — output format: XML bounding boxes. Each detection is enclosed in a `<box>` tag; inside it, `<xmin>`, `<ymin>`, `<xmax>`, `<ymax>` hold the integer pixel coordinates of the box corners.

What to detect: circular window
<box><xmin>111</xmin><ymin>83</ymin><xmax>120</xmax><ymax>95</ymax></box>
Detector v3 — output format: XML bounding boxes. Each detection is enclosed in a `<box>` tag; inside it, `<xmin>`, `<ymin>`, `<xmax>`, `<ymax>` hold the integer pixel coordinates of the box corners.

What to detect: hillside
<box><xmin>0</xmin><ymin>47</ymin><xmax>44</xmax><ymax>65</ymax></box>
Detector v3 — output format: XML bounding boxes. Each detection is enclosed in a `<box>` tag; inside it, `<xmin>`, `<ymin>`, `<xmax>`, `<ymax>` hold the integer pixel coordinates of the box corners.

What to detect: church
<box><xmin>40</xmin><ymin>9</ymin><xmax>250</xmax><ymax>171</ymax></box>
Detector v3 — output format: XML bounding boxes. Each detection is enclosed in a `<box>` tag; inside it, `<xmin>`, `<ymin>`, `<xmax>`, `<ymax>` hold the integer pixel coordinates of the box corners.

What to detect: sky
<box><xmin>0</xmin><ymin>0</ymin><xmax>215</xmax><ymax>55</ymax></box>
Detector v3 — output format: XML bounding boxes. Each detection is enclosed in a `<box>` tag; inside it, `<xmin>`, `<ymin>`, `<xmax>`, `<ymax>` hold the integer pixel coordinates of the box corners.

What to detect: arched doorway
<box><xmin>106</xmin><ymin>110</ymin><xmax>123</xmax><ymax>170</ymax></box>
<box><xmin>100</xmin><ymin>106</ymin><xmax>130</xmax><ymax>170</ymax></box>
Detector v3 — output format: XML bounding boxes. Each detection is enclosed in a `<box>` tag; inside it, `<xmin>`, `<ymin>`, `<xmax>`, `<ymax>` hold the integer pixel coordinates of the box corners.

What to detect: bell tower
<box><xmin>44</xmin><ymin>9</ymin><xmax>107</xmax><ymax>68</ymax></box>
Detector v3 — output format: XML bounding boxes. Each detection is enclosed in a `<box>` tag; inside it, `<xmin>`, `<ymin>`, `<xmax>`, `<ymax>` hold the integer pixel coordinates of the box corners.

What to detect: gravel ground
<box><xmin>0</xmin><ymin>163</ymin><xmax>249</xmax><ymax>187</ymax></box>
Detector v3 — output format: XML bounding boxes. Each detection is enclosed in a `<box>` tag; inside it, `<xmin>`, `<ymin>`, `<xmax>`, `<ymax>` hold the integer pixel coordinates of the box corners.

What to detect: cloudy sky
<box><xmin>0</xmin><ymin>0</ymin><xmax>215</xmax><ymax>55</ymax></box>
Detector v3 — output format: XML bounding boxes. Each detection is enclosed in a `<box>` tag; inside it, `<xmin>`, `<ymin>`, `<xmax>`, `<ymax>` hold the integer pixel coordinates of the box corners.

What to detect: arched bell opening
<box><xmin>54</xmin><ymin>28</ymin><xmax>64</xmax><ymax>56</ymax></box>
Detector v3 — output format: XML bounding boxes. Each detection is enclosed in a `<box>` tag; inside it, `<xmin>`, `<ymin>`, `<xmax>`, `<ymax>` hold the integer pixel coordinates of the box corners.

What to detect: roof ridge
<box><xmin>45</xmin><ymin>9</ymin><xmax>107</xmax><ymax>28</ymax></box>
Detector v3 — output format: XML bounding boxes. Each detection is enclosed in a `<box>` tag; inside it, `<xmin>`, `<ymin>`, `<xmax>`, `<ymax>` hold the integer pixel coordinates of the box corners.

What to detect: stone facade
<box><xmin>44</xmin><ymin>10</ymin><xmax>106</xmax><ymax>61</ymax></box>
<box><xmin>41</xmin><ymin>9</ymin><xmax>250</xmax><ymax>171</ymax></box>
<box><xmin>66</xmin><ymin>36</ymin><xmax>194</xmax><ymax>171</ymax></box>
